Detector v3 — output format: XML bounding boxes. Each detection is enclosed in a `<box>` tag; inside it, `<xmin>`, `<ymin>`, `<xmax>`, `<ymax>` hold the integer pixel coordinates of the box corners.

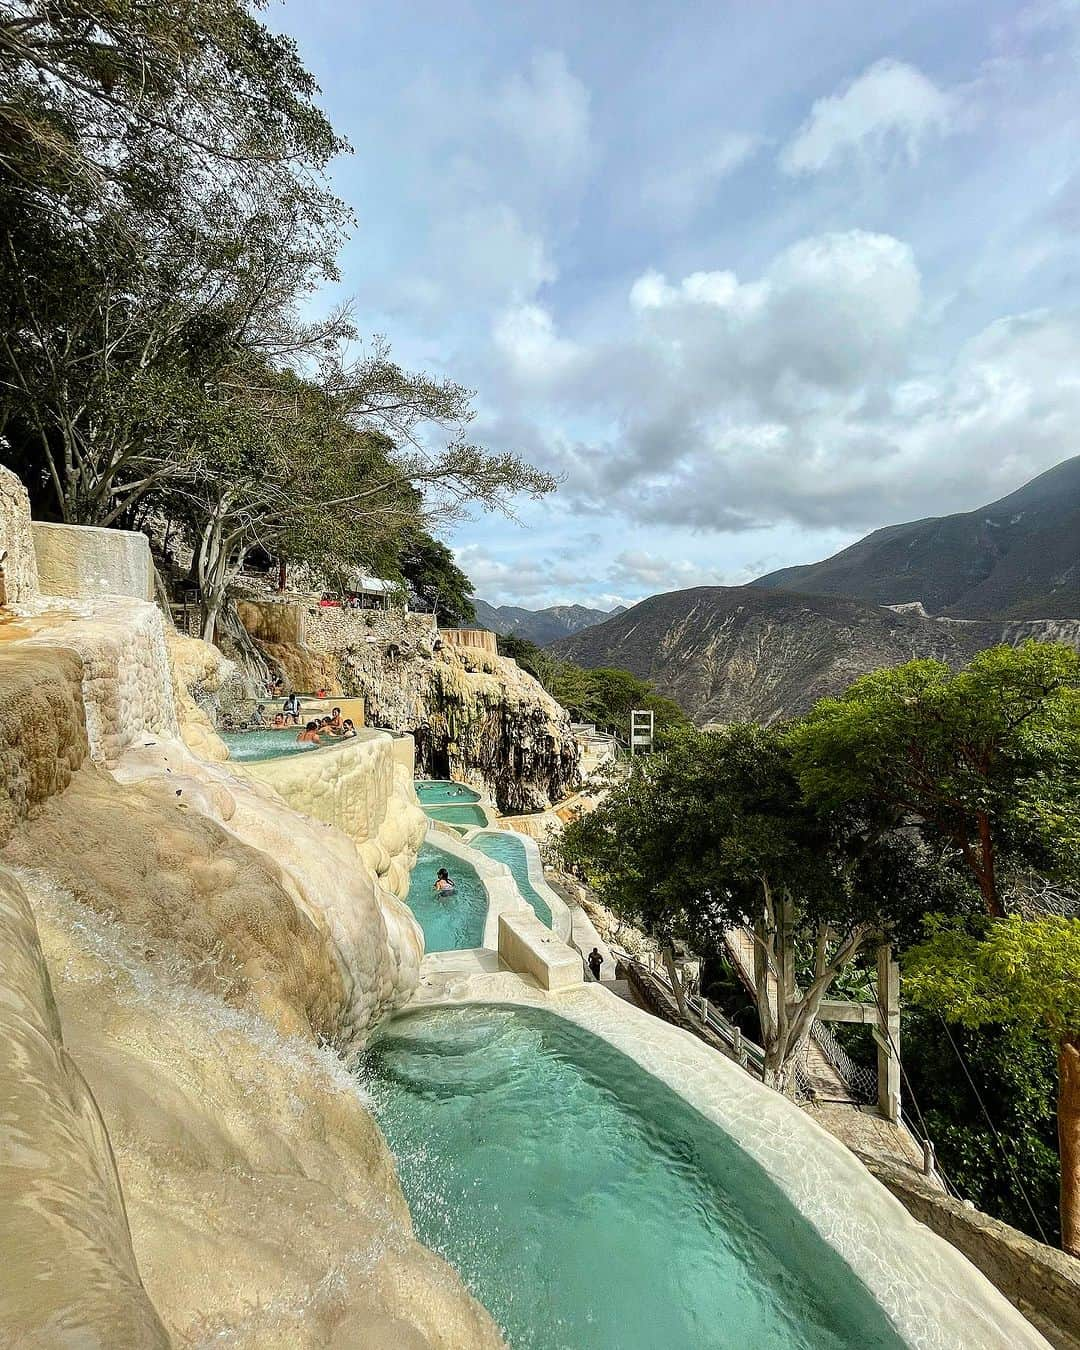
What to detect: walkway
<box><xmin>722</xmin><ymin>928</ymin><xmax>856</xmax><ymax>1105</ymax></box>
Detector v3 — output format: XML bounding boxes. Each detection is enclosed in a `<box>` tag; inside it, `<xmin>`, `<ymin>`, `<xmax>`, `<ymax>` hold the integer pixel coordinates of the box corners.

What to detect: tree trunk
<box><xmin>662</xmin><ymin>946</ymin><xmax>689</xmax><ymax>1021</ymax></box>
<box><xmin>1060</xmin><ymin>1034</ymin><xmax>1080</xmax><ymax>1258</ymax></box>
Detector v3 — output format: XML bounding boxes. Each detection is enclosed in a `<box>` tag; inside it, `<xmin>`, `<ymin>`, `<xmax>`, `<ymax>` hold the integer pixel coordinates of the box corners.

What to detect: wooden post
<box><xmin>877</xmin><ymin>944</ymin><xmax>901</xmax><ymax>1123</ymax></box>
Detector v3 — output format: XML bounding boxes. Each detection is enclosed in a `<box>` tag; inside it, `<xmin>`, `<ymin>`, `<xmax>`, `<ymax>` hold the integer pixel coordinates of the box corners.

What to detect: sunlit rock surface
<box><xmin>0</xmin><ymin>467</ymin><xmax>502</xmax><ymax>1347</ymax></box>
<box><xmin>242</xmin><ymin>603</ymin><xmax>581</xmax><ymax>812</ymax></box>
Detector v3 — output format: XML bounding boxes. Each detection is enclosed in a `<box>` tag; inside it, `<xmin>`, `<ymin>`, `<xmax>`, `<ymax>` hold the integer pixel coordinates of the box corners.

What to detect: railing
<box><xmin>610</xmin><ymin>944</ymin><xmax>767</xmax><ymax>1077</ymax></box>
<box><xmin>808</xmin><ymin>1018</ymin><xmax>878</xmax><ymax>1104</ymax></box>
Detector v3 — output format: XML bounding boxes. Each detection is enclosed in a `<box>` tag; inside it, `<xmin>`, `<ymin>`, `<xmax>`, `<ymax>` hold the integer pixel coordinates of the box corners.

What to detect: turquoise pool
<box><xmin>222</xmin><ymin>729</ymin><xmax>324</xmax><ymax>761</ymax></box>
<box><xmin>423</xmin><ymin>803</ymin><xmax>489</xmax><ymax>827</ymax></box>
<box><xmin>403</xmin><ymin>840</ymin><xmax>488</xmax><ymax>950</ymax></box>
<box><xmin>415</xmin><ymin>779</ymin><xmax>482</xmax><ymax>804</ymax></box>
<box><xmin>363</xmin><ymin>1006</ymin><xmax>902</xmax><ymax>1350</ymax></box>
<box><xmin>469</xmin><ymin>831</ymin><xmax>552</xmax><ymax>928</ymax></box>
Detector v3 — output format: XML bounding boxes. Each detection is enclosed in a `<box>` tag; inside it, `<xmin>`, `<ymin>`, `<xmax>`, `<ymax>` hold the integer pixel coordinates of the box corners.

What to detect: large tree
<box><xmin>558</xmin><ymin>723</ymin><xmax>948</xmax><ymax>1090</ymax></box>
<box><xmin>788</xmin><ymin>643</ymin><xmax>1080</xmax><ymax>916</ymax></box>
<box><xmin>906</xmin><ymin>916</ymin><xmax>1080</xmax><ymax>1256</ymax></box>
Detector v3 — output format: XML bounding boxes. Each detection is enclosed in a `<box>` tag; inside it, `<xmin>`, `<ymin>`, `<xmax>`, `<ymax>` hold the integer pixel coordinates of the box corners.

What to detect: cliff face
<box><xmin>552</xmin><ymin>586</ymin><xmax>1080</xmax><ymax>724</ymax></box>
<box><xmin>242</xmin><ymin>602</ymin><xmax>582</xmax><ymax>812</ymax></box>
<box><xmin>0</xmin><ymin>467</ymin><xmax>503</xmax><ymax>1348</ymax></box>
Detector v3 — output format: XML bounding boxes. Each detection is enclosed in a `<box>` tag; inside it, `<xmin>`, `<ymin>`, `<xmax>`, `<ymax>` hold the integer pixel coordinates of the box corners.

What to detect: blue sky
<box><xmin>269</xmin><ymin>0</ymin><xmax>1080</xmax><ymax>608</ymax></box>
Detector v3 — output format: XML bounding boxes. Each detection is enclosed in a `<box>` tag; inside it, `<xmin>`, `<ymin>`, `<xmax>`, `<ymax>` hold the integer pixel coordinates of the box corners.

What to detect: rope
<box><xmin>936</xmin><ymin>1015</ymin><xmax>1051</xmax><ymax>1244</ymax></box>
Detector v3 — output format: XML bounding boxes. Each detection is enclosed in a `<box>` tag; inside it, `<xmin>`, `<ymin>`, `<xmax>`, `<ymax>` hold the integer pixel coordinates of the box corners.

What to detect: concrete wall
<box><xmin>32</xmin><ymin>521</ymin><xmax>155</xmax><ymax>602</ymax></box>
<box><xmin>868</xmin><ymin>1164</ymin><xmax>1080</xmax><ymax>1350</ymax></box>
<box><xmin>498</xmin><ymin>911</ymin><xmax>583</xmax><ymax>991</ymax></box>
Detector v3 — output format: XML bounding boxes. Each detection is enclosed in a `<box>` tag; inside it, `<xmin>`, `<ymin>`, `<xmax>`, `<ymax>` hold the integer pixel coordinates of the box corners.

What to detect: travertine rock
<box><xmin>0</xmin><ymin>463</ymin><xmax>40</xmax><ymax>606</ymax></box>
<box><xmin>164</xmin><ymin>627</ymin><xmax>233</xmax><ymax>762</ymax></box>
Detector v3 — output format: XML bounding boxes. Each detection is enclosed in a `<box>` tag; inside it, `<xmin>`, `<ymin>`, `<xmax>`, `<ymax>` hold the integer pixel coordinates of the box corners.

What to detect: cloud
<box><xmin>779</xmin><ymin>59</ymin><xmax>953</xmax><ymax>176</ymax></box>
<box><xmin>642</xmin><ymin>132</ymin><xmax>761</xmax><ymax>223</ymax></box>
<box><xmin>607</xmin><ymin>551</ymin><xmax>724</xmax><ymax>592</ymax></box>
<box><xmin>492</xmin><ymin>303</ymin><xmax>580</xmax><ymax>383</ymax></box>
<box><xmin>484</xmin><ymin>226</ymin><xmax>1080</xmax><ymax>538</ymax></box>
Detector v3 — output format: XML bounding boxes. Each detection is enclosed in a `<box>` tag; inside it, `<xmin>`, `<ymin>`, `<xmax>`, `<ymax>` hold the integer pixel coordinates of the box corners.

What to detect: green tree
<box><xmin>559</xmin><ymin>723</ymin><xmax>947</xmax><ymax>1089</ymax></box>
<box><xmin>789</xmin><ymin>643</ymin><xmax>1080</xmax><ymax>916</ymax></box>
<box><xmin>398</xmin><ymin>531</ymin><xmax>476</xmax><ymax>624</ymax></box>
<box><xmin>905</xmin><ymin>916</ymin><xmax>1080</xmax><ymax>1256</ymax></box>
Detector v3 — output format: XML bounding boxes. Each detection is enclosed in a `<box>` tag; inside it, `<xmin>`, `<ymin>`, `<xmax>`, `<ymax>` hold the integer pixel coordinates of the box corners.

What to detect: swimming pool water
<box><xmin>403</xmin><ymin>840</ymin><xmax>488</xmax><ymax>950</ymax></box>
<box><xmin>468</xmin><ymin>832</ymin><xmax>552</xmax><ymax>928</ymax></box>
<box><xmin>415</xmin><ymin>779</ymin><xmax>482</xmax><ymax>804</ymax></box>
<box><xmin>422</xmin><ymin>803</ymin><xmax>489</xmax><ymax>827</ymax></box>
<box><xmin>221</xmin><ymin>729</ymin><xmax>324</xmax><ymax>761</ymax></box>
<box><xmin>363</xmin><ymin>1006</ymin><xmax>902</xmax><ymax>1350</ymax></box>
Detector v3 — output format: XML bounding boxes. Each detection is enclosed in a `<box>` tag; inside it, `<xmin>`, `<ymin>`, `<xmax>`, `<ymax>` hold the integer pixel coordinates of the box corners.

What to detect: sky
<box><xmin>268</xmin><ymin>0</ymin><xmax>1080</xmax><ymax>610</ymax></box>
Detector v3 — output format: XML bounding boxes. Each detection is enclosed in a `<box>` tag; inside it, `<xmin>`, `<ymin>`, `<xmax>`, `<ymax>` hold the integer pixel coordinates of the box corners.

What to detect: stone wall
<box><xmin>32</xmin><ymin>521</ymin><xmax>155</xmax><ymax>602</ymax></box>
<box><xmin>868</xmin><ymin>1164</ymin><xmax>1080</xmax><ymax>1350</ymax></box>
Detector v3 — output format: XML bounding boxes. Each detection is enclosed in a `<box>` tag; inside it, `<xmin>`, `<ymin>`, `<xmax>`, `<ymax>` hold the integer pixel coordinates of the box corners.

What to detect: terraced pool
<box><xmin>403</xmin><ymin>839</ymin><xmax>488</xmax><ymax>951</ymax></box>
<box><xmin>363</xmin><ymin>1005</ymin><xmax>904</xmax><ymax>1350</ymax></box>
<box><xmin>221</xmin><ymin>729</ymin><xmax>324</xmax><ymax>761</ymax></box>
<box><xmin>468</xmin><ymin>831</ymin><xmax>552</xmax><ymax>928</ymax></box>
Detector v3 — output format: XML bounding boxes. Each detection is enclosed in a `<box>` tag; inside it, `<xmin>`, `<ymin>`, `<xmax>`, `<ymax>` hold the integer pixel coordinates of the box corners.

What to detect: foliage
<box><xmin>398</xmin><ymin>531</ymin><xmax>476</xmax><ymax>624</ymax></box>
<box><xmin>496</xmin><ymin>635</ymin><xmax>686</xmax><ymax>735</ymax></box>
<box><xmin>905</xmin><ymin>915</ymin><xmax>1080</xmax><ymax>1041</ymax></box>
<box><xmin>558</xmin><ymin>722</ymin><xmax>956</xmax><ymax>1087</ymax></box>
<box><xmin>901</xmin><ymin>1012</ymin><xmax>1061</xmax><ymax>1244</ymax></box>
<box><xmin>0</xmin><ymin>1</ymin><xmax>556</xmax><ymax>637</ymax></box>
<box><xmin>788</xmin><ymin>642</ymin><xmax>1080</xmax><ymax>914</ymax></box>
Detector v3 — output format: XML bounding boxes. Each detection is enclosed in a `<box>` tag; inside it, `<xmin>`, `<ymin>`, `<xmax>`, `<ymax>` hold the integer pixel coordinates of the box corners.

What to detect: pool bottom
<box><xmin>363</xmin><ymin>1004</ymin><xmax>903</xmax><ymax>1350</ymax></box>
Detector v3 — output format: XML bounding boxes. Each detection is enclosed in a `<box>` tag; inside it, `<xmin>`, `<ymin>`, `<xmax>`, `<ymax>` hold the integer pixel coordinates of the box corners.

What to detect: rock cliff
<box><xmin>240</xmin><ymin>601</ymin><xmax>581</xmax><ymax>812</ymax></box>
<box><xmin>0</xmin><ymin>466</ymin><xmax>503</xmax><ymax>1347</ymax></box>
<box><xmin>552</xmin><ymin>585</ymin><xmax>1080</xmax><ymax>724</ymax></box>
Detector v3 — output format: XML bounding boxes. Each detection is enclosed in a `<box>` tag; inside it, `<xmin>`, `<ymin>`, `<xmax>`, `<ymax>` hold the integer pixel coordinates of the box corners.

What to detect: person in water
<box><xmin>587</xmin><ymin>948</ymin><xmax>603</xmax><ymax>981</ymax></box>
<box><xmin>340</xmin><ymin>718</ymin><xmax>358</xmax><ymax>739</ymax></box>
<box><xmin>433</xmin><ymin>868</ymin><xmax>455</xmax><ymax>894</ymax></box>
<box><xmin>296</xmin><ymin>720</ymin><xmax>321</xmax><ymax>746</ymax></box>
<box><xmin>328</xmin><ymin>706</ymin><xmax>344</xmax><ymax>732</ymax></box>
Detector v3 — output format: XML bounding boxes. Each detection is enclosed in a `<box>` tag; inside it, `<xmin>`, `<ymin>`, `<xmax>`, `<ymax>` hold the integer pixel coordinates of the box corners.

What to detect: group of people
<box><xmin>247</xmin><ymin>698</ymin><xmax>357</xmax><ymax>745</ymax></box>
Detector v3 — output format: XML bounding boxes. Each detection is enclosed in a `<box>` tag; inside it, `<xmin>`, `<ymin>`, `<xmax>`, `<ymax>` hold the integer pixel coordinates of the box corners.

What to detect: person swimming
<box><xmin>433</xmin><ymin>867</ymin><xmax>455</xmax><ymax>895</ymax></box>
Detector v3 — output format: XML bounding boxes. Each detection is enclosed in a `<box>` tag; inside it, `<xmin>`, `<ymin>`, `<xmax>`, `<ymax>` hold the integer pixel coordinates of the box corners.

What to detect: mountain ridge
<box><xmin>472</xmin><ymin>598</ymin><xmax>626</xmax><ymax>646</ymax></box>
<box><xmin>550</xmin><ymin>585</ymin><xmax>1080</xmax><ymax>724</ymax></box>
<box><xmin>751</xmin><ymin>456</ymin><xmax>1080</xmax><ymax>619</ymax></box>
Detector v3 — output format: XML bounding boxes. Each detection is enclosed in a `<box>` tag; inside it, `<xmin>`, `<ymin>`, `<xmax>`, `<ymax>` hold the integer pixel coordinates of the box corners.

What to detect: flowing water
<box><xmin>362</xmin><ymin>1005</ymin><xmax>904</xmax><ymax>1350</ymax></box>
<box><xmin>467</xmin><ymin>831</ymin><xmax>552</xmax><ymax>927</ymax></box>
<box><xmin>403</xmin><ymin>840</ymin><xmax>489</xmax><ymax>950</ymax></box>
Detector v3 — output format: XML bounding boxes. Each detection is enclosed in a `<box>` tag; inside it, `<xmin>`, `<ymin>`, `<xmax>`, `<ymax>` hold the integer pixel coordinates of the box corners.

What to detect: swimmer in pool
<box><xmin>433</xmin><ymin>868</ymin><xmax>455</xmax><ymax>894</ymax></box>
<box><xmin>296</xmin><ymin>720</ymin><xmax>321</xmax><ymax>746</ymax></box>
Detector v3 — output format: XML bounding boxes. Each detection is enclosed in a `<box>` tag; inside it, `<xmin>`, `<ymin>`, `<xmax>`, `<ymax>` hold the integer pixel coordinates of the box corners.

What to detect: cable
<box><xmin>937</xmin><ymin>1015</ymin><xmax>1050</xmax><ymax>1244</ymax></box>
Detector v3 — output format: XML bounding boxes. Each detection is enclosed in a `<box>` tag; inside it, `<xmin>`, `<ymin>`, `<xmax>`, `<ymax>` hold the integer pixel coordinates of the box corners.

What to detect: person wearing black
<box><xmin>587</xmin><ymin>948</ymin><xmax>603</xmax><ymax>981</ymax></box>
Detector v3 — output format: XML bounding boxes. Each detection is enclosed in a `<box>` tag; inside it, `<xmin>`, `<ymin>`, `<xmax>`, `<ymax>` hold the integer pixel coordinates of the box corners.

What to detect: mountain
<box><xmin>752</xmin><ymin>456</ymin><xmax>1080</xmax><ymax>619</ymax></box>
<box><xmin>472</xmin><ymin>598</ymin><xmax>626</xmax><ymax>646</ymax></box>
<box><xmin>550</xmin><ymin>586</ymin><xmax>1080</xmax><ymax>724</ymax></box>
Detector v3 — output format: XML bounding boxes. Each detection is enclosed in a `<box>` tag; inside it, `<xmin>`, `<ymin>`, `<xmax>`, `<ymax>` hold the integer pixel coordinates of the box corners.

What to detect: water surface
<box><xmin>363</xmin><ymin>1005</ymin><xmax>903</xmax><ymax>1350</ymax></box>
<box><xmin>403</xmin><ymin>840</ymin><xmax>488</xmax><ymax>950</ymax></box>
<box><xmin>468</xmin><ymin>832</ymin><xmax>552</xmax><ymax>927</ymax></box>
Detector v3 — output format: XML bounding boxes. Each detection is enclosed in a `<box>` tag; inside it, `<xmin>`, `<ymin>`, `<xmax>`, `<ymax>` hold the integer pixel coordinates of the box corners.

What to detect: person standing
<box><xmin>587</xmin><ymin>948</ymin><xmax>603</xmax><ymax>981</ymax></box>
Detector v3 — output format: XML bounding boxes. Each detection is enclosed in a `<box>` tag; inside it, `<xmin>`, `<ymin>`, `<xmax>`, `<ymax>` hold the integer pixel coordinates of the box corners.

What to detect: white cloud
<box><xmin>607</xmin><ymin>551</ymin><xmax>724</xmax><ymax>592</ymax></box>
<box><xmin>492</xmin><ymin>303</ymin><xmax>580</xmax><ymax>383</ymax></box>
<box><xmin>779</xmin><ymin>59</ymin><xmax>953</xmax><ymax>176</ymax></box>
<box><xmin>493</xmin><ymin>51</ymin><xmax>592</xmax><ymax>191</ymax></box>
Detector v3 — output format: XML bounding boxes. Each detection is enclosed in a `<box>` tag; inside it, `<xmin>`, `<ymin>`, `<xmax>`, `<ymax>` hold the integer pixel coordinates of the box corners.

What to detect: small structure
<box><xmin>630</xmin><ymin>708</ymin><xmax>654</xmax><ymax>754</ymax></box>
<box><xmin>440</xmin><ymin>627</ymin><xmax>498</xmax><ymax>656</ymax></box>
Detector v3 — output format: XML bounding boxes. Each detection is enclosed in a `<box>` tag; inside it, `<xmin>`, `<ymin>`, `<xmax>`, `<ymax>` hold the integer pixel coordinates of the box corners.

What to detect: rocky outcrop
<box><xmin>242</xmin><ymin>603</ymin><xmax>582</xmax><ymax>812</ymax></box>
<box><xmin>0</xmin><ymin>468</ymin><xmax>503</xmax><ymax>1346</ymax></box>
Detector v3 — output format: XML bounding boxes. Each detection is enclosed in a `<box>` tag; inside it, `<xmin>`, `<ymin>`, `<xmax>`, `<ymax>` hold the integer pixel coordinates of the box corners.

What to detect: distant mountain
<box><xmin>752</xmin><ymin>456</ymin><xmax>1080</xmax><ymax>619</ymax></box>
<box><xmin>550</xmin><ymin>586</ymin><xmax>1080</xmax><ymax>724</ymax></box>
<box><xmin>472</xmin><ymin>598</ymin><xmax>626</xmax><ymax>646</ymax></box>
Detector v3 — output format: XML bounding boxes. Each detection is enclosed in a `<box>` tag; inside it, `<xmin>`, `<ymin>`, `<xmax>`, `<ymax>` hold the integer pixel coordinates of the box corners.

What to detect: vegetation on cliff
<box><xmin>560</xmin><ymin>641</ymin><xmax>1080</xmax><ymax>1250</ymax></box>
<box><xmin>0</xmin><ymin>1</ymin><xmax>553</xmax><ymax>646</ymax></box>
